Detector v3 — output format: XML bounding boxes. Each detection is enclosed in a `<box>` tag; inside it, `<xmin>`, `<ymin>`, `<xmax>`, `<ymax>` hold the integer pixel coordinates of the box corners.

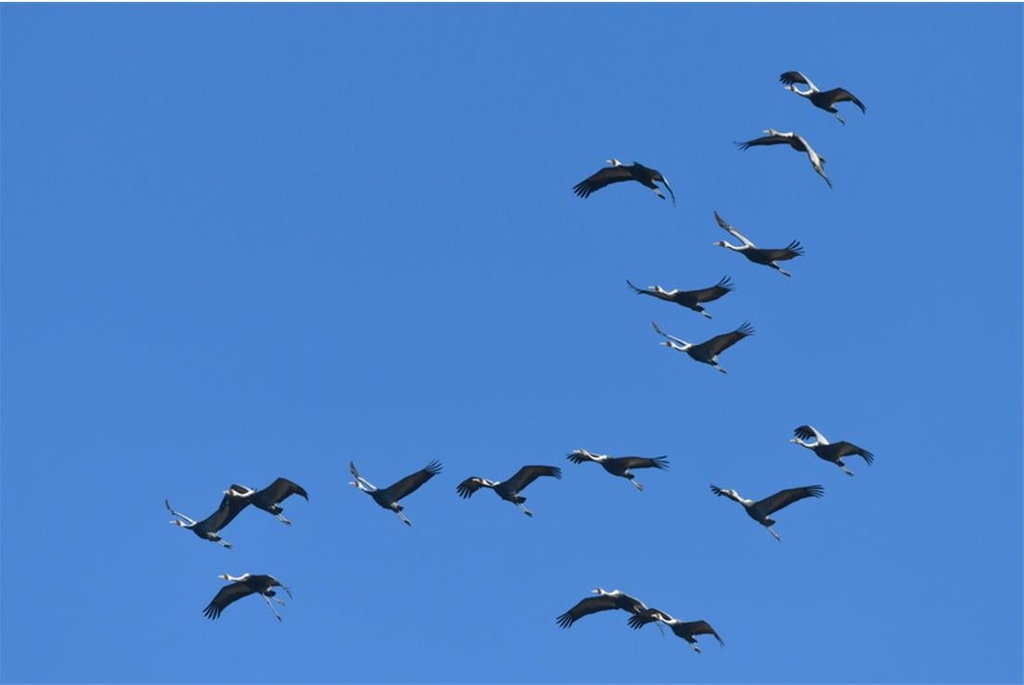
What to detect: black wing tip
<box><xmin>203</xmin><ymin>604</ymin><xmax>221</xmax><ymax>620</ymax></box>
<box><xmin>547</xmin><ymin>466</ymin><xmax>564</xmax><ymax>479</ymax></box>
<box><xmin>424</xmin><ymin>460</ymin><xmax>443</xmax><ymax>475</ymax></box>
<box><xmin>736</xmin><ymin>322</ymin><xmax>755</xmax><ymax>336</ymax></box>
<box><xmin>626</xmin><ymin>615</ymin><xmax>647</xmax><ymax>630</ymax></box>
<box><xmin>787</xmin><ymin>240</ymin><xmax>805</xmax><ymax>255</ymax></box>
<box><xmin>717</xmin><ymin>275</ymin><xmax>735</xmax><ymax>290</ymax></box>
<box><xmin>572</xmin><ymin>182</ymin><xmax>592</xmax><ymax>198</ymax></box>
<box><xmin>709</xmin><ymin>483</ymin><xmax>724</xmax><ymax>496</ymax></box>
<box><xmin>808</xmin><ymin>485</ymin><xmax>825</xmax><ymax>497</ymax></box>
<box><xmin>556</xmin><ymin>612</ymin><xmax>575</xmax><ymax>628</ymax></box>
<box><xmin>650</xmin><ymin>456</ymin><xmax>670</xmax><ymax>469</ymax></box>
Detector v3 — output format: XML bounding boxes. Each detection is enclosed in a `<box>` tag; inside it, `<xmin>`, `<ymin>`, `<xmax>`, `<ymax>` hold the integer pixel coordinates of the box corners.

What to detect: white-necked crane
<box><xmin>165</xmin><ymin>494</ymin><xmax>249</xmax><ymax>548</ymax></box>
<box><xmin>350</xmin><ymin>460</ymin><xmax>442</xmax><ymax>526</ymax></box>
<box><xmin>735</xmin><ymin>128</ymin><xmax>832</xmax><ymax>188</ymax></box>
<box><xmin>573</xmin><ymin>159</ymin><xmax>676</xmax><ymax>206</ymax></box>
<box><xmin>651</xmin><ymin>319</ymin><xmax>754</xmax><ymax>374</ymax></box>
<box><xmin>627</xmin><ymin>608</ymin><xmax>725</xmax><ymax>653</ymax></box>
<box><xmin>226</xmin><ymin>478</ymin><xmax>309</xmax><ymax>525</ymax></box>
<box><xmin>780</xmin><ymin>70</ymin><xmax>866</xmax><ymax>125</ymax></box>
<box><xmin>712</xmin><ymin>211</ymin><xmax>803</xmax><ymax>277</ymax></box>
<box><xmin>567</xmin><ymin>449</ymin><xmax>669</xmax><ymax>491</ymax></box>
<box><xmin>456</xmin><ymin>465</ymin><xmax>562</xmax><ymax>517</ymax></box>
<box><xmin>709</xmin><ymin>483</ymin><xmax>824</xmax><ymax>541</ymax></box>
<box><xmin>203</xmin><ymin>573</ymin><xmax>292</xmax><ymax>622</ymax></box>
<box><xmin>626</xmin><ymin>277</ymin><xmax>734</xmax><ymax>319</ymax></box>
<box><xmin>556</xmin><ymin>588</ymin><xmax>656</xmax><ymax>629</ymax></box>
<box><xmin>790</xmin><ymin>425</ymin><xmax>874</xmax><ymax>476</ymax></box>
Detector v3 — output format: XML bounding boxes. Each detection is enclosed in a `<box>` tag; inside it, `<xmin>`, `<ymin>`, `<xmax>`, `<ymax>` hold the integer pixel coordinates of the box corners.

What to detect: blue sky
<box><xmin>1</xmin><ymin>3</ymin><xmax>1021</xmax><ymax>684</ymax></box>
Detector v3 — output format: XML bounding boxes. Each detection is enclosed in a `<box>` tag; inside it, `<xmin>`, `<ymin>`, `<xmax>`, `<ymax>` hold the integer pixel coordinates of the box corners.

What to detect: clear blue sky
<box><xmin>2</xmin><ymin>4</ymin><xmax>1021</xmax><ymax>684</ymax></box>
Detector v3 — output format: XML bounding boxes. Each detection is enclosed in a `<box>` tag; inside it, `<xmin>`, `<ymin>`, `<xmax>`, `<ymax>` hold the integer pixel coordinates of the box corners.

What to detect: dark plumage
<box><xmin>227</xmin><ymin>477</ymin><xmax>309</xmax><ymax>525</ymax></box>
<box><xmin>456</xmin><ymin>465</ymin><xmax>562</xmax><ymax>517</ymax></box>
<box><xmin>780</xmin><ymin>70</ymin><xmax>866</xmax><ymax>124</ymax></box>
<box><xmin>710</xmin><ymin>483</ymin><xmax>824</xmax><ymax>541</ymax></box>
<box><xmin>573</xmin><ymin>159</ymin><xmax>675</xmax><ymax>206</ymax></box>
<box><xmin>735</xmin><ymin>128</ymin><xmax>832</xmax><ymax>188</ymax></box>
<box><xmin>350</xmin><ymin>460</ymin><xmax>443</xmax><ymax>526</ymax></box>
<box><xmin>626</xmin><ymin>277</ymin><xmax>734</xmax><ymax>319</ymax></box>
<box><xmin>651</xmin><ymin>320</ymin><xmax>754</xmax><ymax>374</ymax></box>
<box><xmin>628</xmin><ymin>608</ymin><xmax>725</xmax><ymax>653</ymax></box>
<box><xmin>566</xmin><ymin>449</ymin><xmax>669</xmax><ymax>491</ymax></box>
<box><xmin>791</xmin><ymin>425</ymin><xmax>874</xmax><ymax>476</ymax></box>
<box><xmin>556</xmin><ymin>588</ymin><xmax>651</xmax><ymax>628</ymax></box>
<box><xmin>166</xmin><ymin>494</ymin><xmax>250</xmax><ymax>548</ymax></box>
<box><xmin>713</xmin><ymin>211</ymin><xmax>803</xmax><ymax>277</ymax></box>
<box><xmin>203</xmin><ymin>573</ymin><xmax>292</xmax><ymax>621</ymax></box>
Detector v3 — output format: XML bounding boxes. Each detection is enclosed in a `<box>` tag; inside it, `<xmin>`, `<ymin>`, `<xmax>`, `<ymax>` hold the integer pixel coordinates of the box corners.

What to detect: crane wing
<box><xmin>762</xmin><ymin>241</ymin><xmax>803</xmax><ymax>262</ymax></box>
<box><xmin>734</xmin><ymin>133</ymin><xmax>789</xmax><ymax>150</ymax></box>
<box><xmin>556</xmin><ymin>595</ymin><xmax>621</xmax><ymax>628</ymax></box>
<box><xmin>713</xmin><ymin>212</ymin><xmax>754</xmax><ymax>247</ymax></box>
<box><xmin>610</xmin><ymin>456</ymin><xmax>669</xmax><ymax>471</ymax></box>
<box><xmin>779</xmin><ymin>70</ymin><xmax>817</xmax><ymax>91</ymax></box>
<box><xmin>455</xmin><ymin>477</ymin><xmax>487</xmax><ymax>499</ymax></box>
<box><xmin>199</xmin><ymin>494</ymin><xmax>251</xmax><ymax>533</ymax></box>
<box><xmin>832</xmin><ymin>441</ymin><xmax>875</xmax><ymax>465</ymax></box>
<box><xmin>202</xmin><ymin>580</ymin><xmax>256</xmax><ymax>620</ymax></box>
<box><xmin>823</xmin><ymin>87</ymin><xmax>866</xmax><ymax>113</ymax></box>
<box><xmin>681</xmin><ymin>276</ymin><xmax>734</xmax><ymax>304</ymax></box>
<box><xmin>572</xmin><ymin>165</ymin><xmax>634</xmax><ymax>198</ymax></box>
<box><xmin>379</xmin><ymin>460</ymin><xmax>443</xmax><ymax>503</ymax></box>
<box><xmin>262</xmin><ymin>477</ymin><xmax>309</xmax><ymax>504</ymax></box>
<box><xmin>794</xmin><ymin>424</ymin><xmax>827</xmax><ymax>443</ymax></box>
<box><xmin>566</xmin><ymin>450</ymin><xmax>599</xmax><ymax>465</ymax></box>
<box><xmin>757</xmin><ymin>485</ymin><xmax>824</xmax><ymax>515</ymax></box>
<box><xmin>651</xmin><ymin>320</ymin><xmax>688</xmax><ymax>347</ymax></box>
<box><xmin>627</xmin><ymin>607</ymin><xmax>671</xmax><ymax>629</ymax></box>
<box><xmin>506</xmin><ymin>465</ymin><xmax>562</xmax><ymax>492</ymax></box>
<box><xmin>697</xmin><ymin>322</ymin><xmax>754</xmax><ymax>356</ymax></box>
<box><xmin>680</xmin><ymin>620</ymin><xmax>726</xmax><ymax>647</ymax></box>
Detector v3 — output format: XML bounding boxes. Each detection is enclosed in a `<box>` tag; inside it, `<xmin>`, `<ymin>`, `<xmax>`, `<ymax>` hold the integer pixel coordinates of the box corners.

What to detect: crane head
<box><xmin>606</xmin><ymin>158</ymin><xmax>622</xmax><ymax>167</ymax></box>
<box><xmin>168</xmin><ymin>519</ymin><xmax>186</xmax><ymax>527</ymax></box>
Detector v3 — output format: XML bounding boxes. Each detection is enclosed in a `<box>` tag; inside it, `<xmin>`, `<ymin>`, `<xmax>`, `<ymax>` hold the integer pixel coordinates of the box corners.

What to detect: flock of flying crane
<box><xmin>165</xmin><ymin>70</ymin><xmax>874</xmax><ymax>651</ymax></box>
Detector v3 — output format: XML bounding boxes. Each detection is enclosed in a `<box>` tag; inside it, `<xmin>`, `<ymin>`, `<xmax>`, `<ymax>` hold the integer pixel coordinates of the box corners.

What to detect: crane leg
<box><xmin>630</xmin><ymin>479</ymin><xmax>645</xmax><ymax>491</ymax></box>
<box><xmin>275</xmin><ymin>513</ymin><xmax>293</xmax><ymax>525</ymax></box>
<box><xmin>516</xmin><ymin>502</ymin><xmax>534</xmax><ymax>517</ymax></box>
<box><xmin>261</xmin><ymin>594</ymin><xmax>284</xmax><ymax>621</ymax></box>
<box><xmin>217</xmin><ymin>538</ymin><xmax>233</xmax><ymax>549</ymax></box>
<box><xmin>395</xmin><ymin>510</ymin><xmax>413</xmax><ymax>526</ymax></box>
<box><xmin>766</xmin><ymin>526</ymin><xmax>781</xmax><ymax>542</ymax></box>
